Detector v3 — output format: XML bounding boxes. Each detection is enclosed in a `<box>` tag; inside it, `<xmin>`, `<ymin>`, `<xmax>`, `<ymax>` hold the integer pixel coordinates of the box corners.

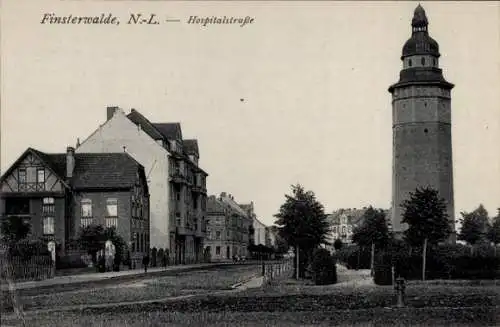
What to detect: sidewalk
<box><xmin>0</xmin><ymin>262</ymin><xmax>228</xmax><ymax>292</ymax></box>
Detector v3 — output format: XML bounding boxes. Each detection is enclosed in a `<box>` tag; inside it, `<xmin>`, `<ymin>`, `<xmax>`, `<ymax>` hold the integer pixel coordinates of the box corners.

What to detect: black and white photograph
<box><xmin>1</xmin><ymin>1</ymin><xmax>499</xmax><ymax>326</ymax></box>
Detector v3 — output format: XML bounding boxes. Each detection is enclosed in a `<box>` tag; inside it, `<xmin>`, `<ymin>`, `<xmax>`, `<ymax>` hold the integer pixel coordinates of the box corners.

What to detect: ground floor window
<box><xmin>43</xmin><ymin>216</ymin><xmax>54</xmax><ymax>235</ymax></box>
<box><xmin>216</xmin><ymin>246</ymin><xmax>220</xmax><ymax>255</ymax></box>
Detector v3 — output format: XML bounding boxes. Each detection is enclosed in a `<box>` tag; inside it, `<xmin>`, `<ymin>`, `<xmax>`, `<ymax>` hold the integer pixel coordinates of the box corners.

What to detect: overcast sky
<box><xmin>1</xmin><ymin>1</ymin><xmax>499</xmax><ymax>226</ymax></box>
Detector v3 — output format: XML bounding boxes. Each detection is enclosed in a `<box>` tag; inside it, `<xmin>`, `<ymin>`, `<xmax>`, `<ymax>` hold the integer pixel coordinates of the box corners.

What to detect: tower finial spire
<box><xmin>412</xmin><ymin>3</ymin><xmax>428</xmax><ymax>33</ymax></box>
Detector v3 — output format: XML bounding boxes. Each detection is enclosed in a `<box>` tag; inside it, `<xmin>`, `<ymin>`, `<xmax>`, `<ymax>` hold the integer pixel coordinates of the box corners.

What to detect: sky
<box><xmin>1</xmin><ymin>1</ymin><xmax>499</xmax><ymax>226</ymax></box>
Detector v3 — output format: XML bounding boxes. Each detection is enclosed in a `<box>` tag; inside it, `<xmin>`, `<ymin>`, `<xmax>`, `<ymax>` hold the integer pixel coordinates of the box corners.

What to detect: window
<box><xmin>106</xmin><ymin>198</ymin><xmax>118</xmax><ymax>217</ymax></box>
<box><xmin>421</xmin><ymin>57</ymin><xmax>425</xmax><ymax>66</ymax></box>
<box><xmin>216</xmin><ymin>246</ymin><xmax>221</xmax><ymax>255</ymax></box>
<box><xmin>333</xmin><ymin>226</ymin><xmax>337</xmax><ymax>233</ymax></box>
<box><xmin>408</xmin><ymin>59</ymin><xmax>412</xmax><ymax>67</ymax></box>
<box><xmin>348</xmin><ymin>226</ymin><xmax>352</xmax><ymax>234</ymax></box>
<box><xmin>37</xmin><ymin>168</ymin><xmax>45</xmax><ymax>183</ymax></box>
<box><xmin>43</xmin><ymin>217</ymin><xmax>54</xmax><ymax>235</ymax></box>
<box><xmin>42</xmin><ymin>197</ymin><xmax>55</xmax><ymax>214</ymax></box>
<box><xmin>81</xmin><ymin>199</ymin><xmax>92</xmax><ymax>217</ymax></box>
<box><xmin>433</xmin><ymin>58</ymin><xmax>437</xmax><ymax>66</ymax></box>
<box><xmin>42</xmin><ymin>197</ymin><xmax>55</xmax><ymax>235</ymax></box>
<box><xmin>216</xmin><ymin>231</ymin><xmax>221</xmax><ymax>240</ymax></box>
<box><xmin>342</xmin><ymin>226</ymin><xmax>346</xmax><ymax>234</ymax></box>
<box><xmin>105</xmin><ymin>217</ymin><xmax>118</xmax><ymax>229</ymax></box>
<box><xmin>18</xmin><ymin>169</ymin><xmax>27</xmax><ymax>184</ymax></box>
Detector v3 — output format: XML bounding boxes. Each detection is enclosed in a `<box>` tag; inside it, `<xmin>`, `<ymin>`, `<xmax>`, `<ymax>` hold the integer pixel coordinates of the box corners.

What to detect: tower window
<box><xmin>421</xmin><ymin>57</ymin><xmax>426</xmax><ymax>66</ymax></box>
<box><xmin>424</xmin><ymin>128</ymin><xmax>428</xmax><ymax>133</ymax></box>
<box><xmin>408</xmin><ymin>59</ymin><xmax>412</xmax><ymax>67</ymax></box>
<box><xmin>433</xmin><ymin>58</ymin><xmax>437</xmax><ymax>66</ymax></box>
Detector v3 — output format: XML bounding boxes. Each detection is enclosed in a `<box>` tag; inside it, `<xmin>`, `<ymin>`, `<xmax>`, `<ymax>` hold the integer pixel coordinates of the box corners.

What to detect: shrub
<box><xmin>375</xmin><ymin>243</ymin><xmax>500</xmax><ymax>281</ymax></box>
<box><xmin>336</xmin><ymin>245</ymin><xmax>371</xmax><ymax>269</ymax></box>
<box><xmin>311</xmin><ymin>248</ymin><xmax>337</xmax><ymax>285</ymax></box>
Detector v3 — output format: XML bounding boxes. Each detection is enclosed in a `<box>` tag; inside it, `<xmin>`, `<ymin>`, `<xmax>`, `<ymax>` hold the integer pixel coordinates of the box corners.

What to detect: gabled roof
<box><xmin>70</xmin><ymin>152</ymin><xmax>143</xmax><ymax>190</ymax></box>
<box><xmin>0</xmin><ymin>148</ymin><xmax>70</xmax><ymax>188</ymax></box>
<box><xmin>183</xmin><ymin>139</ymin><xmax>199</xmax><ymax>156</ymax></box>
<box><xmin>1</xmin><ymin>148</ymin><xmax>146</xmax><ymax>191</ymax></box>
<box><xmin>153</xmin><ymin>123</ymin><xmax>182</xmax><ymax>141</ymax></box>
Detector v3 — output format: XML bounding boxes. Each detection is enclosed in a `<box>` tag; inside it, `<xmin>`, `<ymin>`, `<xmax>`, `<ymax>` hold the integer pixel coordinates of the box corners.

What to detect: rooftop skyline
<box><xmin>2</xmin><ymin>1</ymin><xmax>499</xmax><ymax>226</ymax></box>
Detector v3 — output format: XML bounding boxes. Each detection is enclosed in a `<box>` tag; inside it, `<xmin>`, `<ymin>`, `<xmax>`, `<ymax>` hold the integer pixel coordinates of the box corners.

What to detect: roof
<box><xmin>1</xmin><ymin>148</ymin><xmax>146</xmax><ymax>191</ymax></box>
<box><xmin>412</xmin><ymin>4</ymin><xmax>428</xmax><ymax>27</ymax></box>
<box><xmin>153</xmin><ymin>123</ymin><xmax>182</xmax><ymax>141</ymax></box>
<box><xmin>70</xmin><ymin>153</ymin><xmax>143</xmax><ymax>190</ymax></box>
<box><xmin>126</xmin><ymin>109</ymin><xmax>165</xmax><ymax>141</ymax></box>
<box><xmin>183</xmin><ymin>139</ymin><xmax>199</xmax><ymax>156</ymax></box>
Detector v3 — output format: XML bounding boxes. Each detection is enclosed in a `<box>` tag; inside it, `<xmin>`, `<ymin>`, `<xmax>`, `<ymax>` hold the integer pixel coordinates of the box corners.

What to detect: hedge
<box><xmin>373</xmin><ymin>243</ymin><xmax>500</xmax><ymax>284</ymax></box>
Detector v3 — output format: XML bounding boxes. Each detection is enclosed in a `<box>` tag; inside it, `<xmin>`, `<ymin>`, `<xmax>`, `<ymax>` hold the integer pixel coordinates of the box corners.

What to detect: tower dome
<box><xmin>401</xmin><ymin>4</ymin><xmax>440</xmax><ymax>59</ymax></box>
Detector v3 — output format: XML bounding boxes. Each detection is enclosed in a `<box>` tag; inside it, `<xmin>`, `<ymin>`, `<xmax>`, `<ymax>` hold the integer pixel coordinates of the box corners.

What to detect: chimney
<box><xmin>221</xmin><ymin>192</ymin><xmax>227</xmax><ymax>198</ymax></box>
<box><xmin>66</xmin><ymin>146</ymin><xmax>75</xmax><ymax>179</ymax></box>
<box><xmin>107</xmin><ymin>106</ymin><xmax>119</xmax><ymax>121</ymax></box>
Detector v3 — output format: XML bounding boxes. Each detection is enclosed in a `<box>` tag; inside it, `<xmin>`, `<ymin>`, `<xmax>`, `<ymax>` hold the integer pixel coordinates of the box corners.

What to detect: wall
<box><xmin>392</xmin><ymin>84</ymin><xmax>454</xmax><ymax>233</ymax></box>
<box><xmin>76</xmin><ymin>109</ymin><xmax>171</xmax><ymax>249</ymax></box>
<box><xmin>72</xmin><ymin>191</ymin><xmax>133</xmax><ymax>244</ymax></box>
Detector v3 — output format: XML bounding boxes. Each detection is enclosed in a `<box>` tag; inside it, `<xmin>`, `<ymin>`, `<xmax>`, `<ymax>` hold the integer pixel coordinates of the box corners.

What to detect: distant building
<box><xmin>76</xmin><ymin>107</ymin><xmax>208</xmax><ymax>264</ymax></box>
<box><xmin>327</xmin><ymin>207</ymin><xmax>390</xmax><ymax>248</ymax></box>
<box><xmin>0</xmin><ymin>147</ymin><xmax>150</xmax><ymax>260</ymax></box>
<box><xmin>265</xmin><ymin>226</ymin><xmax>277</xmax><ymax>248</ymax></box>
<box><xmin>205</xmin><ymin>193</ymin><xmax>252</xmax><ymax>260</ymax></box>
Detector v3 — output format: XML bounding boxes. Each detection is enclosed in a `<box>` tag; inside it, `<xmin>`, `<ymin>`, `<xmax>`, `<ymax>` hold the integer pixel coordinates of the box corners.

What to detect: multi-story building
<box><xmin>76</xmin><ymin>107</ymin><xmax>208</xmax><ymax>264</ymax></box>
<box><xmin>253</xmin><ymin>217</ymin><xmax>267</xmax><ymax>246</ymax></box>
<box><xmin>239</xmin><ymin>202</ymin><xmax>257</xmax><ymax>245</ymax></box>
<box><xmin>327</xmin><ymin>207</ymin><xmax>391</xmax><ymax>247</ymax></box>
<box><xmin>205</xmin><ymin>193</ymin><xmax>252</xmax><ymax>260</ymax></box>
<box><xmin>0</xmin><ymin>147</ymin><xmax>150</xmax><ymax>260</ymax></box>
<box><xmin>327</xmin><ymin>208</ymin><xmax>368</xmax><ymax>245</ymax></box>
<box><xmin>265</xmin><ymin>226</ymin><xmax>277</xmax><ymax>248</ymax></box>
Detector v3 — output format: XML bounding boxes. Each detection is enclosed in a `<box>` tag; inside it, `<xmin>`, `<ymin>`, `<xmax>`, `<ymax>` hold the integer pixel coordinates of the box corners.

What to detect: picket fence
<box><xmin>262</xmin><ymin>258</ymin><xmax>294</xmax><ymax>285</ymax></box>
<box><xmin>0</xmin><ymin>255</ymin><xmax>55</xmax><ymax>282</ymax></box>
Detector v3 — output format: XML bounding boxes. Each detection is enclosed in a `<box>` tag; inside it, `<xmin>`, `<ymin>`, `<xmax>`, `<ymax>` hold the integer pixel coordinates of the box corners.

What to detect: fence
<box><xmin>262</xmin><ymin>258</ymin><xmax>294</xmax><ymax>285</ymax></box>
<box><xmin>0</xmin><ymin>255</ymin><xmax>55</xmax><ymax>282</ymax></box>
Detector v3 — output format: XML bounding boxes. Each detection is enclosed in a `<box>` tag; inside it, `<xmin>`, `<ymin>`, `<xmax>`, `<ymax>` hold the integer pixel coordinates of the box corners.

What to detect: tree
<box><xmin>351</xmin><ymin>207</ymin><xmax>389</xmax><ymax>275</ymax></box>
<box><xmin>401</xmin><ymin>187</ymin><xmax>452</xmax><ymax>247</ymax></box>
<box><xmin>351</xmin><ymin>207</ymin><xmax>390</xmax><ymax>249</ymax></box>
<box><xmin>274</xmin><ymin>184</ymin><xmax>330</xmax><ymax>278</ymax></box>
<box><xmin>459</xmin><ymin>204</ymin><xmax>490</xmax><ymax>247</ymax></box>
<box><xmin>0</xmin><ymin>215</ymin><xmax>31</xmax><ymax>245</ymax></box>
<box><xmin>401</xmin><ymin>187</ymin><xmax>452</xmax><ymax>281</ymax></box>
<box><xmin>487</xmin><ymin>208</ymin><xmax>500</xmax><ymax>250</ymax></box>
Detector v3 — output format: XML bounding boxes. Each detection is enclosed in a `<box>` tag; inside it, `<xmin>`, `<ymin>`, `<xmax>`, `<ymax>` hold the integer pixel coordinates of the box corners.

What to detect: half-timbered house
<box><xmin>0</xmin><ymin>147</ymin><xmax>150</xmax><ymax>260</ymax></box>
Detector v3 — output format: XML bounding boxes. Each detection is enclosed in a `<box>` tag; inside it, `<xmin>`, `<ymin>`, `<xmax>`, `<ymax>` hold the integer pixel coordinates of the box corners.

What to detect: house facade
<box><xmin>205</xmin><ymin>193</ymin><xmax>252</xmax><ymax>260</ymax></box>
<box><xmin>0</xmin><ymin>147</ymin><xmax>150</xmax><ymax>260</ymax></box>
<box><xmin>76</xmin><ymin>107</ymin><xmax>208</xmax><ymax>264</ymax></box>
<box><xmin>327</xmin><ymin>208</ymin><xmax>368</xmax><ymax>245</ymax></box>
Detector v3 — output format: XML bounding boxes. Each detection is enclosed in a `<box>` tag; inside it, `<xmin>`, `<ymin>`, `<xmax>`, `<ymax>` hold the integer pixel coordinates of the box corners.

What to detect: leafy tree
<box><xmin>459</xmin><ymin>204</ymin><xmax>490</xmax><ymax>246</ymax></box>
<box><xmin>351</xmin><ymin>207</ymin><xmax>390</xmax><ymax>249</ymax></box>
<box><xmin>487</xmin><ymin>208</ymin><xmax>500</xmax><ymax>247</ymax></box>
<box><xmin>401</xmin><ymin>187</ymin><xmax>452</xmax><ymax>247</ymax></box>
<box><xmin>0</xmin><ymin>215</ymin><xmax>31</xmax><ymax>245</ymax></box>
<box><xmin>274</xmin><ymin>184</ymin><xmax>330</xmax><ymax>278</ymax></box>
<box><xmin>333</xmin><ymin>239</ymin><xmax>343</xmax><ymax>251</ymax></box>
<box><xmin>401</xmin><ymin>187</ymin><xmax>452</xmax><ymax>281</ymax></box>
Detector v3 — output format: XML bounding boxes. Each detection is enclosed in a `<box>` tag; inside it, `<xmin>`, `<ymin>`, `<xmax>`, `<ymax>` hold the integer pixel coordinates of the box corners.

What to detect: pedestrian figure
<box><xmin>142</xmin><ymin>254</ymin><xmax>150</xmax><ymax>273</ymax></box>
